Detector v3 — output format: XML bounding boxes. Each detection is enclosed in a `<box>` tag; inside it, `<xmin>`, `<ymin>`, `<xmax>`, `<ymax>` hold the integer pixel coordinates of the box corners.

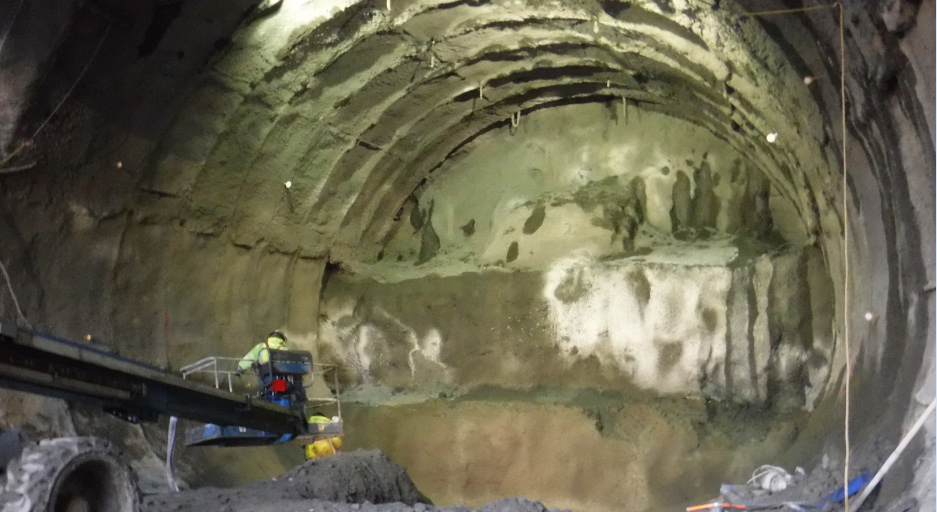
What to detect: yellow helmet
<box><xmin>266</xmin><ymin>331</ymin><xmax>287</xmax><ymax>348</ymax></box>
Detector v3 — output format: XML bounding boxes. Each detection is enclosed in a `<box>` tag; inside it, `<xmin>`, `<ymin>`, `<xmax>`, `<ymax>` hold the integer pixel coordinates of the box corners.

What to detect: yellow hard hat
<box><xmin>308</xmin><ymin>413</ymin><xmax>330</xmax><ymax>424</ymax></box>
<box><xmin>266</xmin><ymin>331</ymin><xmax>287</xmax><ymax>348</ymax></box>
<box><xmin>268</xmin><ymin>330</ymin><xmax>286</xmax><ymax>341</ymax></box>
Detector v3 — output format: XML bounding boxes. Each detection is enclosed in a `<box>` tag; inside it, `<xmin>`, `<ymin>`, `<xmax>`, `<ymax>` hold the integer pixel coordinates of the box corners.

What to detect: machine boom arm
<box><xmin>0</xmin><ymin>321</ymin><xmax>306</xmax><ymax>435</ymax></box>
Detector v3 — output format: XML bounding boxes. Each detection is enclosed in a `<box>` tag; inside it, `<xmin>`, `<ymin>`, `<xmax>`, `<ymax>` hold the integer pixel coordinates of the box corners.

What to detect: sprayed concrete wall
<box><xmin>318</xmin><ymin>243</ymin><xmax>833</xmax><ymax>508</ymax></box>
<box><xmin>322</xmin><ymin>251</ymin><xmax>833</xmax><ymax>410</ymax></box>
<box><xmin>379</xmin><ymin>103</ymin><xmax>782</xmax><ymax>276</ymax></box>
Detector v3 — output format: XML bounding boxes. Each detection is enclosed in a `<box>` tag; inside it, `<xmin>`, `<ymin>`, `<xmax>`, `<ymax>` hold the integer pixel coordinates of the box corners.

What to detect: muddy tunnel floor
<box><xmin>138</xmin><ymin>443</ymin><xmax>899</xmax><ymax>512</ymax></box>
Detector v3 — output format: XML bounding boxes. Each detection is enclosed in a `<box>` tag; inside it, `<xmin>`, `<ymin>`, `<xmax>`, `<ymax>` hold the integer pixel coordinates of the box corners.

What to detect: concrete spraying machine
<box><xmin>0</xmin><ymin>320</ymin><xmax>342</xmax><ymax>512</ymax></box>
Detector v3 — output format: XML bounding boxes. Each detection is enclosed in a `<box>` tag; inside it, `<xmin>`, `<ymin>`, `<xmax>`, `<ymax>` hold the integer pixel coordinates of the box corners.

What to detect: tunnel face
<box><xmin>0</xmin><ymin>0</ymin><xmax>933</xmax><ymax>511</ymax></box>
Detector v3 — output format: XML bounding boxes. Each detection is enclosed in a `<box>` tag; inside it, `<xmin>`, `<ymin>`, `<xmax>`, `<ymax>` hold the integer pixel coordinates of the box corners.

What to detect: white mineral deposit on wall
<box><xmin>543</xmin><ymin>256</ymin><xmax>732</xmax><ymax>395</ymax></box>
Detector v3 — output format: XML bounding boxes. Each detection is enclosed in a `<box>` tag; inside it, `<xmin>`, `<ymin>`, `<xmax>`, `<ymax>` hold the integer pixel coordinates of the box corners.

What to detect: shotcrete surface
<box><xmin>375</xmin><ymin>103</ymin><xmax>772</xmax><ymax>279</ymax></box>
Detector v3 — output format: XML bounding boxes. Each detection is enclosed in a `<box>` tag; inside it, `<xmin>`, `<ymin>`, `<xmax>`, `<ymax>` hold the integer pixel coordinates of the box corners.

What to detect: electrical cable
<box><xmin>0</xmin><ymin>0</ymin><xmax>25</xmax><ymax>58</ymax></box>
<box><xmin>0</xmin><ymin>250</ymin><xmax>31</xmax><ymax>329</ymax></box>
<box><xmin>0</xmin><ymin>162</ymin><xmax>35</xmax><ymax>174</ymax></box>
<box><xmin>0</xmin><ymin>0</ymin><xmax>27</xmax><ymax>168</ymax></box>
<box><xmin>837</xmin><ymin>5</ymin><xmax>851</xmax><ymax>512</ymax></box>
<box><xmin>743</xmin><ymin>4</ymin><xmax>852</xmax><ymax>510</ymax></box>
<box><xmin>29</xmin><ymin>25</ymin><xmax>111</xmax><ymax>147</ymax></box>
<box><xmin>0</xmin><ymin>24</ymin><xmax>111</xmax><ymax>169</ymax></box>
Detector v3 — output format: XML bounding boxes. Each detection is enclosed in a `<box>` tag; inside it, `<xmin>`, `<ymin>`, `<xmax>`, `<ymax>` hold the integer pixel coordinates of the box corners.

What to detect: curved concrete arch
<box><xmin>140</xmin><ymin>0</ymin><xmax>841</xmax><ymax>326</ymax></box>
<box><xmin>265</xmin><ymin>11</ymin><xmax>830</xmax><ymax>251</ymax></box>
<box><xmin>154</xmin><ymin>0</ymin><xmax>832</xmax><ymax>264</ymax></box>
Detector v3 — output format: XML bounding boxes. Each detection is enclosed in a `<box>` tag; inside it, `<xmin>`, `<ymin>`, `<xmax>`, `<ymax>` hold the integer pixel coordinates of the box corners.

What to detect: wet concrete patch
<box><xmin>461</xmin><ymin>218</ymin><xmax>475</xmax><ymax>236</ymax></box>
<box><xmin>627</xmin><ymin>268</ymin><xmax>651</xmax><ymax>313</ymax></box>
<box><xmin>553</xmin><ymin>268</ymin><xmax>590</xmax><ymax>303</ymax></box>
<box><xmin>657</xmin><ymin>341</ymin><xmax>684</xmax><ymax>373</ymax></box>
<box><xmin>417</xmin><ymin>201</ymin><xmax>440</xmax><ymax>265</ymax></box>
<box><xmin>522</xmin><ymin>204</ymin><xmax>546</xmax><ymax>234</ymax></box>
<box><xmin>701</xmin><ymin>307</ymin><xmax>718</xmax><ymax>333</ymax></box>
<box><xmin>506</xmin><ymin>241</ymin><xmax>519</xmax><ymax>262</ymax></box>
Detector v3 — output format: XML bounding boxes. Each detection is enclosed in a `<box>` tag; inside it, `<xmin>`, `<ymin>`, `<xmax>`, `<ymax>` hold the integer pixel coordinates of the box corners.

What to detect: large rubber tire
<box><xmin>1</xmin><ymin>437</ymin><xmax>139</xmax><ymax>512</ymax></box>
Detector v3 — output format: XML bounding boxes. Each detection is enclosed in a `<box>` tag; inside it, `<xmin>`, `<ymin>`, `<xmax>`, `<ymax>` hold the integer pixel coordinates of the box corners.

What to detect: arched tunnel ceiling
<box><xmin>0</xmin><ymin>0</ymin><xmax>933</xmax><ymax>508</ymax></box>
<box><xmin>151</xmin><ymin>0</ymin><xmax>842</xmax><ymax>266</ymax></box>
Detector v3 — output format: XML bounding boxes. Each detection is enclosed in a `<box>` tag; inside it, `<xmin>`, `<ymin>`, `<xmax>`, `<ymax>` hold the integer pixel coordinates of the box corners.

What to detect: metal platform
<box><xmin>185</xmin><ymin>420</ymin><xmax>343</xmax><ymax>447</ymax></box>
<box><xmin>185</xmin><ymin>424</ymin><xmax>290</xmax><ymax>447</ymax></box>
<box><xmin>179</xmin><ymin>352</ymin><xmax>343</xmax><ymax>448</ymax></box>
<box><xmin>307</xmin><ymin>420</ymin><xmax>343</xmax><ymax>436</ymax></box>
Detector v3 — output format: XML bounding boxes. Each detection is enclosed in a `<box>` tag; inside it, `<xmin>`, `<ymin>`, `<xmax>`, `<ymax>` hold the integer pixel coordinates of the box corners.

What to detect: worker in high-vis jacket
<box><xmin>305</xmin><ymin>412</ymin><xmax>342</xmax><ymax>460</ymax></box>
<box><xmin>237</xmin><ymin>331</ymin><xmax>288</xmax><ymax>372</ymax></box>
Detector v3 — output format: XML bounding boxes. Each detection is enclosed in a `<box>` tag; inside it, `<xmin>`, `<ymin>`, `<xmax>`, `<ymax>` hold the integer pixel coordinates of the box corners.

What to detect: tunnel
<box><xmin>0</xmin><ymin>0</ymin><xmax>933</xmax><ymax>510</ymax></box>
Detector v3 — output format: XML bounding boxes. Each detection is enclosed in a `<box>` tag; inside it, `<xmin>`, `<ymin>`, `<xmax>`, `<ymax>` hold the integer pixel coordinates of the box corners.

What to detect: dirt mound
<box><xmin>142</xmin><ymin>451</ymin><xmax>568</xmax><ymax>512</ymax></box>
<box><xmin>142</xmin><ymin>451</ymin><xmax>428</xmax><ymax>512</ymax></box>
<box><xmin>236</xmin><ymin>497</ymin><xmax>566</xmax><ymax>512</ymax></box>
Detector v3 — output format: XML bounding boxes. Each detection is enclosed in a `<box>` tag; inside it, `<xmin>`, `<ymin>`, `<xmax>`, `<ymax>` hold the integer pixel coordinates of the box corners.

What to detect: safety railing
<box><xmin>179</xmin><ymin>356</ymin><xmax>243</xmax><ymax>392</ymax></box>
<box><xmin>178</xmin><ymin>356</ymin><xmax>342</xmax><ymax>420</ymax></box>
<box><xmin>303</xmin><ymin>362</ymin><xmax>342</xmax><ymax>421</ymax></box>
